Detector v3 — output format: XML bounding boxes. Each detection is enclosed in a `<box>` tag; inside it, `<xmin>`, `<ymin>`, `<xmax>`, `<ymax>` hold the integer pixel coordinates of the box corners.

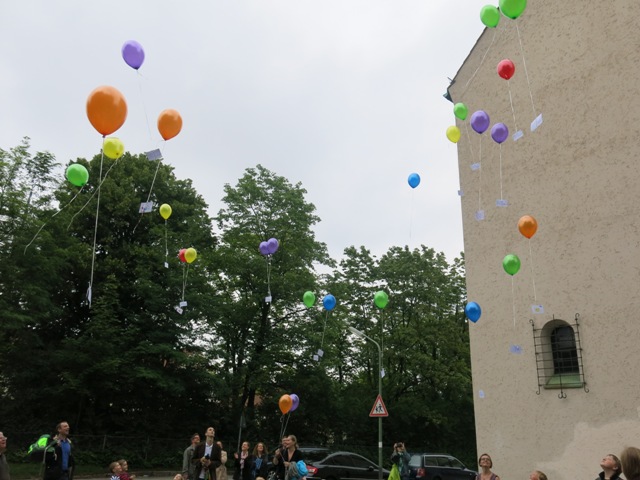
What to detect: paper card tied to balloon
<box><xmin>139</xmin><ymin>202</ymin><xmax>154</xmax><ymax>213</ymax></box>
<box><xmin>475</xmin><ymin>210</ymin><xmax>485</xmax><ymax>221</ymax></box>
<box><xmin>531</xmin><ymin>304</ymin><xmax>545</xmax><ymax>314</ymax></box>
<box><xmin>145</xmin><ymin>149</ymin><xmax>163</xmax><ymax>161</ymax></box>
<box><xmin>531</xmin><ymin>114</ymin><xmax>543</xmax><ymax>132</ymax></box>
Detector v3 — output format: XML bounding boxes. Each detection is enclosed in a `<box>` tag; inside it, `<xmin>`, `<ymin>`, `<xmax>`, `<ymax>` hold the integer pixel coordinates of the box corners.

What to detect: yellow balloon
<box><xmin>446</xmin><ymin>126</ymin><xmax>461</xmax><ymax>144</ymax></box>
<box><xmin>103</xmin><ymin>137</ymin><xmax>125</xmax><ymax>159</ymax></box>
<box><xmin>185</xmin><ymin>247</ymin><xmax>197</xmax><ymax>263</ymax></box>
<box><xmin>159</xmin><ymin>203</ymin><xmax>172</xmax><ymax>220</ymax></box>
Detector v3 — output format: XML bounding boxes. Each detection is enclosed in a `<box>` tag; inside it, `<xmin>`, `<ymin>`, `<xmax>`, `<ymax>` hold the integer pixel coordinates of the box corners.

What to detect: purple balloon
<box><xmin>259</xmin><ymin>241</ymin><xmax>270</xmax><ymax>256</ymax></box>
<box><xmin>289</xmin><ymin>393</ymin><xmax>300</xmax><ymax>412</ymax></box>
<box><xmin>122</xmin><ymin>40</ymin><xmax>145</xmax><ymax>70</ymax></box>
<box><xmin>470</xmin><ymin>110</ymin><xmax>490</xmax><ymax>134</ymax></box>
<box><xmin>267</xmin><ymin>238</ymin><xmax>279</xmax><ymax>255</ymax></box>
<box><xmin>491</xmin><ymin>122</ymin><xmax>509</xmax><ymax>144</ymax></box>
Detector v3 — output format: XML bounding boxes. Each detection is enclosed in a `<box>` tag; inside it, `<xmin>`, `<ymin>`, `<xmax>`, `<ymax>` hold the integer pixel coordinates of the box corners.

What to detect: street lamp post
<box><xmin>349</xmin><ymin>326</ymin><xmax>383</xmax><ymax>480</ymax></box>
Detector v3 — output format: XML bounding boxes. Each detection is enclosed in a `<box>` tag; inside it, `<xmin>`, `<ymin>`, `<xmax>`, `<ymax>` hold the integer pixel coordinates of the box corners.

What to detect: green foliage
<box><xmin>0</xmin><ymin>141</ymin><xmax>474</xmax><ymax>463</ymax></box>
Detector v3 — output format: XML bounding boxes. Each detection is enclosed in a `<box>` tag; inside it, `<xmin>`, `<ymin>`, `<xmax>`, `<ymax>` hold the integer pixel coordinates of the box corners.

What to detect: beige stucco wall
<box><xmin>448</xmin><ymin>1</ymin><xmax>640</xmax><ymax>480</ymax></box>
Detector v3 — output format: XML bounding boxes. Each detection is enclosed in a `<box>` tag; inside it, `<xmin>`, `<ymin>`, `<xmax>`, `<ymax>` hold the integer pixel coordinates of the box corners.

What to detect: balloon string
<box><xmin>132</xmin><ymin>156</ymin><xmax>163</xmax><ymax>235</ymax></box>
<box><xmin>136</xmin><ymin>71</ymin><xmax>155</xmax><ymax>144</ymax></box>
<box><xmin>528</xmin><ymin>239</ymin><xmax>538</xmax><ymax>302</ymax></box>
<box><xmin>464</xmin><ymin>123</ymin><xmax>475</xmax><ymax>163</ymax></box>
<box><xmin>461</xmin><ymin>26</ymin><xmax>500</xmax><ymax>98</ymax></box>
<box><xmin>511</xmin><ymin>276</ymin><xmax>516</xmax><ymax>329</ymax></box>
<box><xmin>88</xmin><ymin>143</ymin><xmax>106</xmax><ymax>307</ymax></box>
<box><xmin>282</xmin><ymin>412</ymin><xmax>291</xmax><ymax>437</ymax></box>
<box><xmin>477</xmin><ymin>135</ymin><xmax>482</xmax><ymax>211</ymax></box>
<box><xmin>266</xmin><ymin>255</ymin><xmax>272</xmax><ymax>297</ymax></box>
<box><xmin>182</xmin><ymin>263</ymin><xmax>190</xmax><ymax>302</ymax></box>
<box><xmin>498</xmin><ymin>144</ymin><xmax>504</xmax><ymax>200</ymax></box>
<box><xmin>319</xmin><ymin>310</ymin><xmax>329</xmax><ymax>349</ymax></box>
<box><xmin>507</xmin><ymin>80</ymin><xmax>519</xmax><ymax>132</ymax></box>
<box><xmin>67</xmin><ymin>158</ymin><xmax>120</xmax><ymax>231</ymax></box>
<box><xmin>515</xmin><ymin>20</ymin><xmax>537</xmax><ymax>116</ymax></box>
<box><xmin>24</xmin><ymin>186</ymin><xmax>84</xmax><ymax>254</ymax></box>
<box><xmin>164</xmin><ymin>220</ymin><xmax>169</xmax><ymax>264</ymax></box>
<box><xmin>409</xmin><ymin>189</ymin><xmax>415</xmax><ymax>241</ymax></box>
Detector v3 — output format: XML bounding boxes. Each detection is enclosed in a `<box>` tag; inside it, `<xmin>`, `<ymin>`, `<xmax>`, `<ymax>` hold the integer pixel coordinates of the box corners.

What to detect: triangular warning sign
<box><xmin>369</xmin><ymin>394</ymin><xmax>389</xmax><ymax>417</ymax></box>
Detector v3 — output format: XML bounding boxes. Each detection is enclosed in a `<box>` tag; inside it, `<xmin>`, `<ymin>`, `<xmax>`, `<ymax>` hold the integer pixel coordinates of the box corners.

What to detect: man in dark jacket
<box><xmin>192</xmin><ymin>427</ymin><xmax>222</xmax><ymax>480</ymax></box>
<box><xmin>44</xmin><ymin>422</ymin><xmax>74</xmax><ymax>480</ymax></box>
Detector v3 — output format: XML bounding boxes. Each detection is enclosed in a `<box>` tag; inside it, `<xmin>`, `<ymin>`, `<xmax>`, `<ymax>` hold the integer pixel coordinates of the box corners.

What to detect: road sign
<box><xmin>369</xmin><ymin>394</ymin><xmax>389</xmax><ymax>417</ymax></box>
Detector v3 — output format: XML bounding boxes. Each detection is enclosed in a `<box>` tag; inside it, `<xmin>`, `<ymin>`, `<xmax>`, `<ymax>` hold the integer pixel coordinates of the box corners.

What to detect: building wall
<box><xmin>448</xmin><ymin>1</ymin><xmax>640</xmax><ymax>479</ymax></box>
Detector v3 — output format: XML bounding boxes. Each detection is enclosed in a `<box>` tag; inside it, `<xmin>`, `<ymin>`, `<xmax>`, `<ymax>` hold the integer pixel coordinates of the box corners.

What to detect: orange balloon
<box><xmin>278</xmin><ymin>394</ymin><xmax>292</xmax><ymax>414</ymax></box>
<box><xmin>86</xmin><ymin>86</ymin><xmax>128</xmax><ymax>136</ymax></box>
<box><xmin>518</xmin><ymin>215</ymin><xmax>538</xmax><ymax>239</ymax></box>
<box><xmin>158</xmin><ymin>109</ymin><xmax>183</xmax><ymax>141</ymax></box>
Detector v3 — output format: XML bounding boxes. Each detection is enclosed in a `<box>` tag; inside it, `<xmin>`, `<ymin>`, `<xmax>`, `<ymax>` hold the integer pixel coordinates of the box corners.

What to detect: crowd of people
<box><xmin>2</xmin><ymin>423</ymin><xmax>640</xmax><ymax>480</ymax></box>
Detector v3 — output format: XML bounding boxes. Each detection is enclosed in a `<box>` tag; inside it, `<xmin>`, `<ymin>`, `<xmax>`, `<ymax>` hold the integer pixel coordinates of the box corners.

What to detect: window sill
<box><xmin>544</xmin><ymin>374</ymin><xmax>583</xmax><ymax>389</ymax></box>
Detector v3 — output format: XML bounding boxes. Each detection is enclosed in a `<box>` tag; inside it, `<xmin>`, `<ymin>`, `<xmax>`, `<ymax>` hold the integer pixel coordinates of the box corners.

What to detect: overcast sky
<box><xmin>0</xmin><ymin>1</ymin><xmax>485</xmax><ymax>266</ymax></box>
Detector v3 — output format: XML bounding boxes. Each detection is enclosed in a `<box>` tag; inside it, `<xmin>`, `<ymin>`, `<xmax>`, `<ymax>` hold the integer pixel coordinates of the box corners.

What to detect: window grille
<box><xmin>530</xmin><ymin>313</ymin><xmax>588</xmax><ymax>398</ymax></box>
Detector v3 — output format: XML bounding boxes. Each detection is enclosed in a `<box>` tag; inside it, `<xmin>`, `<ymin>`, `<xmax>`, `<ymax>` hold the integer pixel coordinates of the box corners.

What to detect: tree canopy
<box><xmin>0</xmin><ymin>139</ymin><xmax>474</xmax><ymax>466</ymax></box>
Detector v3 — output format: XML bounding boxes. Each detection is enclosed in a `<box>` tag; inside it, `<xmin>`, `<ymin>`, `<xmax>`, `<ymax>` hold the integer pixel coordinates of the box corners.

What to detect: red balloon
<box><xmin>497</xmin><ymin>59</ymin><xmax>515</xmax><ymax>80</ymax></box>
<box><xmin>178</xmin><ymin>248</ymin><xmax>187</xmax><ymax>263</ymax></box>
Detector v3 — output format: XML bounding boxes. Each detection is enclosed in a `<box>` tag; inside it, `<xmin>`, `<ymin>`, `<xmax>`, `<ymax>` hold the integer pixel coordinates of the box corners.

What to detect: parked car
<box><xmin>305</xmin><ymin>451</ymin><xmax>390</xmax><ymax>480</ymax></box>
<box><xmin>408</xmin><ymin>454</ymin><xmax>476</xmax><ymax>480</ymax></box>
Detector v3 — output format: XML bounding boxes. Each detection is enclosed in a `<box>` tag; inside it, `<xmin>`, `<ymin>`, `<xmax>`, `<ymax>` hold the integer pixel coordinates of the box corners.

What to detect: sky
<box><xmin>0</xmin><ymin>1</ymin><xmax>485</xmax><ymax>266</ymax></box>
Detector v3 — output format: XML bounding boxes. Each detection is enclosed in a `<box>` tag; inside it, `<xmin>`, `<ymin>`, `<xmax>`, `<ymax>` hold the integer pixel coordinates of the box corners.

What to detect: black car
<box><xmin>408</xmin><ymin>454</ymin><xmax>476</xmax><ymax>480</ymax></box>
<box><xmin>305</xmin><ymin>451</ymin><xmax>390</xmax><ymax>480</ymax></box>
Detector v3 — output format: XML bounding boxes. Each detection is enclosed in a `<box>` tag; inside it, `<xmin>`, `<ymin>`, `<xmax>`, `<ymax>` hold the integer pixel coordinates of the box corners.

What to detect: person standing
<box><xmin>529</xmin><ymin>471</ymin><xmax>547</xmax><ymax>480</ymax></box>
<box><xmin>390</xmin><ymin>443</ymin><xmax>410</xmax><ymax>480</ymax></box>
<box><xmin>621</xmin><ymin>447</ymin><xmax>640</xmax><ymax>480</ymax></box>
<box><xmin>596</xmin><ymin>454</ymin><xmax>623</xmax><ymax>480</ymax></box>
<box><xmin>216</xmin><ymin>442</ymin><xmax>228</xmax><ymax>480</ymax></box>
<box><xmin>272</xmin><ymin>436</ymin><xmax>302</xmax><ymax>480</ymax></box>
<box><xmin>252</xmin><ymin>443</ymin><xmax>269</xmax><ymax>480</ymax></box>
<box><xmin>476</xmin><ymin>454</ymin><xmax>499</xmax><ymax>480</ymax></box>
<box><xmin>183</xmin><ymin>434</ymin><xmax>201</xmax><ymax>480</ymax></box>
<box><xmin>0</xmin><ymin>432</ymin><xmax>10</xmax><ymax>480</ymax></box>
<box><xmin>192</xmin><ymin>427</ymin><xmax>222</xmax><ymax>480</ymax></box>
<box><xmin>45</xmin><ymin>422</ymin><xmax>74</xmax><ymax>480</ymax></box>
<box><xmin>233</xmin><ymin>442</ymin><xmax>254</xmax><ymax>480</ymax></box>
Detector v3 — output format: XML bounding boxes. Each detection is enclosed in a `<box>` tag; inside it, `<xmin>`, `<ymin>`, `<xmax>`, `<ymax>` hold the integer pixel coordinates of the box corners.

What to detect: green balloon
<box><xmin>499</xmin><ymin>0</ymin><xmax>527</xmax><ymax>20</ymax></box>
<box><xmin>480</xmin><ymin>5</ymin><xmax>500</xmax><ymax>28</ymax></box>
<box><xmin>502</xmin><ymin>254</ymin><xmax>521</xmax><ymax>276</ymax></box>
<box><xmin>66</xmin><ymin>163</ymin><xmax>89</xmax><ymax>187</ymax></box>
<box><xmin>374</xmin><ymin>290</ymin><xmax>389</xmax><ymax>309</ymax></box>
<box><xmin>453</xmin><ymin>102</ymin><xmax>469</xmax><ymax>121</ymax></box>
<box><xmin>302</xmin><ymin>291</ymin><xmax>316</xmax><ymax>308</ymax></box>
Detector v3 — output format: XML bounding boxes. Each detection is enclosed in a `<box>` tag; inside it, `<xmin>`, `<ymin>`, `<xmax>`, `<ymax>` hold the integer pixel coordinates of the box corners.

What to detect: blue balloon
<box><xmin>322</xmin><ymin>294</ymin><xmax>337</xmax><ymax>311</ymax></box>
<box><xmin>465</xmin><ymin>302</ymin><xmax>482</xmax><ymax>323</ymax></box>
<box><xmin>408</xmin><ymin>173</ymin><xmax>421</xmax><ymax>189</ymax></box>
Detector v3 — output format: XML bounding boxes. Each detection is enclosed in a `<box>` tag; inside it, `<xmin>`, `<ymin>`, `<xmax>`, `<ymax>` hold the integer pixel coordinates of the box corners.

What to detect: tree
<box><xmin>0</xmin><ymin>148</ymin><xmax>219</xmax><ymax>435</ymax></box>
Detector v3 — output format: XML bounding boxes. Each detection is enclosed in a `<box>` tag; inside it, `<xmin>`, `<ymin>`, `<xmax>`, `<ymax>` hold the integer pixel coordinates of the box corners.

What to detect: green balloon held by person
<box><xmin>502</xmin><ymin>254</ymin><xmax>521</xmax><ymax>276</ymax></box>
<box><xmin>374</xmin><ymin>290</ymin><xmax>389</xmax><ymax>309</ymax></box>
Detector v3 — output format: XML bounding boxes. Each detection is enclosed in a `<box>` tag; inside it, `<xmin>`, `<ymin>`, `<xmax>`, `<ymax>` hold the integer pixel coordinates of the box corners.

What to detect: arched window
<box><xmin>550</xmin><ymin>325</ymin><xmax>579</xmax><ymax>374</ymax></box>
